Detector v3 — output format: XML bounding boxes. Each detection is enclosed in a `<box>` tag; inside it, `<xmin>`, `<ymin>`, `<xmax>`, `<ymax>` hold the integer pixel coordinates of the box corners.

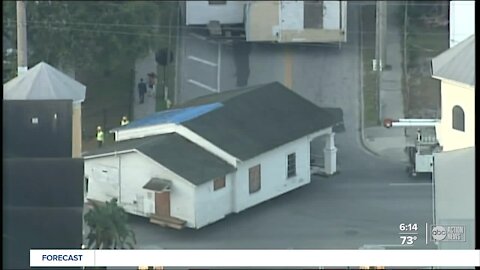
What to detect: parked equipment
<box><xmin>384</xmin><ymin>118</ymin><xmax>442</xmax><ymax>177</ymax></box>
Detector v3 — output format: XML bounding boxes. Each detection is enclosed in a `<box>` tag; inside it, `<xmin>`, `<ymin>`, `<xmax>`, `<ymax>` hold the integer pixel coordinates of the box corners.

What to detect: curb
<box><xmin>358</xmin><ymin>5</ymin><xmax>381</xmax><ymax>158</ymax></box>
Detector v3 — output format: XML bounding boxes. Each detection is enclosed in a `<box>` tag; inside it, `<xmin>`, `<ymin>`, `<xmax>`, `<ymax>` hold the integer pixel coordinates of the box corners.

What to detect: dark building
<box><xmin>3</xmin><ymin>100</ymin><xmax>84</xmax><ymax>270</ymax></box>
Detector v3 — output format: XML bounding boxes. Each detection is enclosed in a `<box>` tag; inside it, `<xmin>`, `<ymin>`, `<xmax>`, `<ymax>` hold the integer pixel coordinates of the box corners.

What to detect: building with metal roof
<box><xmin>431</xmin><ymin>35</ymin><xmax>475</xmax><ymax>152</ymax></box>
<box><xmin>3</xmin><ymin>61</ymin><xmax>87</xmax><ymax>157</ymax></box>
<box><xmin>431</xmin><ymin>35</ymin><xmax>475</xmax><ymax>87</ymax></box>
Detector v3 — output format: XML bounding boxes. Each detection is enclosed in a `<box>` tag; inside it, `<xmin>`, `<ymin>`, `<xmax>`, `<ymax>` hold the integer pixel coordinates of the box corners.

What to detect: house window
<box><xmin>213</xmin><ymin>176</ymin><xmax>226</xmax><ymax>191</ymax></box>
<box><xmin>287</xmin><ymin>153</ymin><xmax>296</xmax><ymax>178</ymax></box>
<box><xmin>249</xmin><ymin>164</ymin><xmax>261</xmax><ymax>194</ymax></box>
<box><xmin>209</xmin><ymin>0</ymin><xmax>226</xmax><ymax>4</ymax></box>
<box><xmin>452</xmin><ymin>105</ymin><xmax>465</xmax><ymax>131</ymax></box>
<box><xmin>84</xmin><ymin>177</ymin><xmax>89</xmax><ymax>193</ymax></box>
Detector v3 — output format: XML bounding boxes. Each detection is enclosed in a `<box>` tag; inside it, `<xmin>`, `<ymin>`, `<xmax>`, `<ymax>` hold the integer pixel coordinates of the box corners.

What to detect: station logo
<box><xmin>431</xmin><ymin>225</ymin><xmax>466</xmax><ymax>242</ymax></box>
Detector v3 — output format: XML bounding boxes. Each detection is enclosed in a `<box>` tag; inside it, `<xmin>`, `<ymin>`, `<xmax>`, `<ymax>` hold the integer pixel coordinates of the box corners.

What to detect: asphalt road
<box><xmin>125</xmin><ymin>2</ymin><xmax>436</xmax><ymax>250</ymax></box>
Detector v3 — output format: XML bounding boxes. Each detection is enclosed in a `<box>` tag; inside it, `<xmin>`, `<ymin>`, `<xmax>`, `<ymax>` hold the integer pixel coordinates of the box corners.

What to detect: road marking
<box><xmin>187</xmin><ymin>55</ymin><xmax>217</xmax><ymax>67</ymax></box>
<box><xmin>187</xmin><ymin>79</ymin><xmax>218</xmax><ymax>92</ymax></box>
<box><xmin>389</xmin><ymin>182</ymin><xmax>432</xmax><ymax>186</ymax></box>
<box><xmin>189</xmin><ymin>32</ymin><xmax>207</xmax><ymax>41</ymax></box>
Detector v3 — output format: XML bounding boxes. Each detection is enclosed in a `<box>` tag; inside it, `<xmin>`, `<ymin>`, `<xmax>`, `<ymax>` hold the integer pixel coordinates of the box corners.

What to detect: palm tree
<box><xmin>84</xmin><ymin>198</ymin><xmax>136</xmax><ymax>249</ymax></box>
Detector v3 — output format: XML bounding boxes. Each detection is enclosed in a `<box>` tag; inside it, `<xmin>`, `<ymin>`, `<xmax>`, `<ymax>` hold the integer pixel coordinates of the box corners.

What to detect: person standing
<box><xmin>96</xmin><ymin>126</ymin><xmax>104</xmax><ymax>148</ymax></box>
<box><xmin>137</xmin><ymin>78</ymin><xmax>147</xmax><ymax>104</ymax></box>
<box><xmin>121</xmin><ymin>116</ymin><xmax>129</xmax><ymax>126</ymax></box>
<box><xmin>147</xmin><ymin>72</ymin><xmax>157</xmax><ymax>97</ymax></box>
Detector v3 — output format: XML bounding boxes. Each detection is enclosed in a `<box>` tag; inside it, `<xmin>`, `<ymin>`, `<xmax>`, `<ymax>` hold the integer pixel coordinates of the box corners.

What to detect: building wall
<box><xmin>232</xmin><ymin>136</ymin><xmax>311</xmax><ymax>213</ymax></box>
<box><xmin>72</xmin><ymin>104</ymin><xmax>82</xmax><ymax>157</ymax></box>
<box><xmin>186</xmin><ymin>1</ymin><xmax>245</xmax><ymax>25</ymax></box>
<box><xmin>323</xmin><ymin>1</ymin><xmax>340</xmax><ymax>30</ymax></box>
<box><xmin>85</xmin><ymin>152</ymin><xmax>197</xmax><ymax>227</ymax></box>
<box><xmin>245</xmin><ymin>1</ymin><xmax>279</xmax><ymax>42</ymax></box>
<box><xmin>194</xmin><ymin>173</ymin><xmax>235</xmax><ymax>228</ymax></box>
<box><xmin>449</xmin><ymin>1</ymin><xmax>475</xmax><ymax>47</ymax></box>
<box><xmin>433</xmin><ymin>148</ymin><xmax>475</xmax><ymax>249</ymax></box>
<box><xmin>245</xmin><ymin>1</ymin><xmax>346</xmax><ymax>43</ymax></box>
<box><xmin>85</xmin><ymin>156</ymin><xmax>120</xmax><ymax>203</ymax></box>
<box><xmin>280</xmin><ymin>1</ymin><xmax>304</xmax><ymax>30</ymax></box>
<box><xmin>436</xmin><ymin>80</ymin><xmax>475</xmax><ymax>151</ymax></box>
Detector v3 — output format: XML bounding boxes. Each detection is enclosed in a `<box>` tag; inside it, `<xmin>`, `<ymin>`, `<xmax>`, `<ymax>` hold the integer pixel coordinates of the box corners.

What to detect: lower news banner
<box><xmin>31</xmin><ymin>250</ymin><xmax>95</xmax><ymax>267</ymax></box>
<box><xmin>30</xmin><ymin>250</ymin><xmax>480</xmax><ymax>268</ymax></box>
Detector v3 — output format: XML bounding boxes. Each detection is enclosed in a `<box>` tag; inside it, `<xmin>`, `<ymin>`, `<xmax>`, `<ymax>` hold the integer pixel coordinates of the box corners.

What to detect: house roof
<box><xmin>431</xmin><ymin>35</ymin><xmax>475</xmax><ymax>87</ymax></box>
<box><xmin>84</xmin><ymin>133</ymin><xmax>235</xmax><ymax>185</ymax></box>
<box><xmin>111</xmin><ymin>102</ymin><xmax>223</xmax><ymax>132</ymax></box>
<box><xmin>3</xmin><ymin>62</ymin><xmax>86</xmax><ymax>103</ymax></box>
<box><xmin>179</xmin><ymin>82</ymin><xmax>343</xmax><ymax>160</ymax></box>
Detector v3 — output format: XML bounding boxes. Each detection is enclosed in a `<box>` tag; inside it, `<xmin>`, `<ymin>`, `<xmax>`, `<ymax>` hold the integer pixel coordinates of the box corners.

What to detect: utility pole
<box><xmin>375</xmin><ymin>1</ymin><xmax>387</xmax><ymax>124</ymax></box>
<box><xmin>375</xmin><ymin>1</ymin><xmax>387</xmax><ymax>72</ymax></box>
<box><xmin>164</xmin><ymin>3</ymin><xmax>174</xmax><ymax>109</ymax></box>
<box><xmin>16</xmin><ymin>0</ymin><xmax>28</xmax><ymax>76</ymax></box>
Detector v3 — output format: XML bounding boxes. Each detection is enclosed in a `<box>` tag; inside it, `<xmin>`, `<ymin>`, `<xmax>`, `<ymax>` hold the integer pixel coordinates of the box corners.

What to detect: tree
<box><xmin>2</xmin><ymin>1</ymin><xmax>174</xmax><ymax>79</ymax></box>
<box><xmin>84</xmin><ymin>198</ymin><xmax>136</xmax><ymax>249</ymax></box>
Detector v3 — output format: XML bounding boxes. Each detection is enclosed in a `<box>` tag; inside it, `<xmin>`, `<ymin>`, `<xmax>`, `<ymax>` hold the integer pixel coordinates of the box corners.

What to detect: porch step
<box><xmin>149</xmin><ymin>215</ymin><xmax>186</xmax><ymax>230</ymax></box>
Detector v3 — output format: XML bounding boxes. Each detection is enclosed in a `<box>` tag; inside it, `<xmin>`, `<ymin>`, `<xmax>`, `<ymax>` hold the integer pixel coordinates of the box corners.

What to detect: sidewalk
<box><xmin>133</xmin><ymin>50</ymin><xmax>157</xmax><ymax>120</ymax></box>
<box><xmin>361</xmin><ymin>2</ymin><xmax>408</xmax><ymax>162</ymax></box>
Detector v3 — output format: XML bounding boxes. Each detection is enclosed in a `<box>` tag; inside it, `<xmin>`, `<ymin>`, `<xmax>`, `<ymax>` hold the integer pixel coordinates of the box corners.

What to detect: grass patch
<box><xmin>361</xmin><ymin>5</ymin><xmax>379</xmax><ymax>127</ymax></box>
<box><xmin>405</xmin><ymin>4</ymin><xmax>448</xmax><ymax>118</ymax></box>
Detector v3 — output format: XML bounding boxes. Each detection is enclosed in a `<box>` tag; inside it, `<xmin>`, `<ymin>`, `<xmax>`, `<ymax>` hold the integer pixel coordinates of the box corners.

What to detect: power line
<box><xmin>5</xmin><ymin>23</ymin><xmax>450</xmax><ymax>51</ymax></box>
<box><xmin>3</xmin><ymin>20</ymin><xmax>452</xmax><ymax>36</ymax></box>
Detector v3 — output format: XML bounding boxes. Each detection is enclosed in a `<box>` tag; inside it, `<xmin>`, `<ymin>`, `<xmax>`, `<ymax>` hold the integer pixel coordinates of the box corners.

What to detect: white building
<box><xmin>430</xmin><ymin>35</ymin><xmax>475</xmax><ymax>249</ymax></box>
<box><xmin>449</xmin><ymin>1</ymin><xmax>475</xmax><ymax>47</ymax></box>
<box><xmin>185</xmin><ymin>1</ymin><xmax>246</xmax><ymax>26</ymax></box>
<box><xmin>431</xmin><ymin>35</ymin><xmax>475</xmax><ymax>152</ymax></box>
<box><xmin>84</xmin><ymin>82</ymin><xmax>343</xmax><ymax>229</ymax></box>
<box><xmin>183</xmin><ymin>1</ymin><xmax>347</xmax><ymax>43</ymax></box>
<box><xmin>245</xmin><ymin>1</ymin><xmax>347</xmax><ymax>43</ymax></box>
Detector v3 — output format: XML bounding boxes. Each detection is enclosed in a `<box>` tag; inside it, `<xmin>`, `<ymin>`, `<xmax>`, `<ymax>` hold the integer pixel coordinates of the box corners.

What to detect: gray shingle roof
<box><xmin>431</xmin><ymin>35</ymin><xmax>475</xmax><ymax>87</ymax></box>
<box><xmin>84</xmin><ymin>133</ymin><xmax>235</xmax><ymax>185</ymax></box>
<box><xmin>181</xmin><ymin>82</ymin><xmax>343</xmax><ymax>160</ymax></box>
<box><xmin>3</xmin><ymin>62</ymin><xmax>86</xmax><ymax>102</ymax></box>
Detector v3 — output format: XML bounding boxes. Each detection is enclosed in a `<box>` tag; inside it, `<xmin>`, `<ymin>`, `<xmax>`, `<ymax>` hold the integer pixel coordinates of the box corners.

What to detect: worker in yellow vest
<box><xmin>96</xmin><ymin>126</ymin><xmax>104</xmax><ymax>148</ymax></box>
<box><xmin>121</xmin><ymin>116</ymin><xmax>129</xmax><ymax>126</ymax></box>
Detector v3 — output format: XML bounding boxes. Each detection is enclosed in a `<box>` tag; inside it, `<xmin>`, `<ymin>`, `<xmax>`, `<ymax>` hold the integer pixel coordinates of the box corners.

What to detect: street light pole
<box><xmin>16</xmin><ymin>0</ymin><xmax>28</xmax><ymax>76</ymax></box>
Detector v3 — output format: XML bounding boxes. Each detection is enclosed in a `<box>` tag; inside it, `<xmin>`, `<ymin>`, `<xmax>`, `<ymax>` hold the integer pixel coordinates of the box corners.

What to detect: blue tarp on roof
<box><xmin>112</xmin><ymin>102</ymin><xmax>223</xmax><ymax>131</ymax></box>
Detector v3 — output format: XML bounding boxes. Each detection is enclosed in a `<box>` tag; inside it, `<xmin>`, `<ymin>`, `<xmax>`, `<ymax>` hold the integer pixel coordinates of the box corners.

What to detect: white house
<box><xmin>430</xmin><ymin>35</ymin><xmax>475</xmax><ymax>249</ymax></box>
<box><xmin>84</xmin><ymin>82</ymin><xmax>343</xmax><ymax>229</ymax></box>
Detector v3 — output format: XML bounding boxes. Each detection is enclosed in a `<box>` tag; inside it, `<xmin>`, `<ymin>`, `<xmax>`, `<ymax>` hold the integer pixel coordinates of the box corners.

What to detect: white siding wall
<box><xmin>85</xmin><ymin>156</ymin><xmax>120</xmax><ymax>203</ymax></box>
<box><xmin>280</xmin><ymin>1</ymin><xmax>304</xmax><ymax>30</ymax></box>
<box><xmin>84</xmin><ymin>152</ymin><xmax>197</xmax><ymax>227</ymax></box>
<box><xmin>449</xmin><ymin>1</ymin><xmax>475</xmax><ymax>47</ymax></box>
<box><xmin>323</xmin><ymin>1</ymin><xmax>340</xmax><ymax>30</ymax></box>
<box><xmin>186</xmin><ymin>1</ymin><xmax>246</xmax><ymax>25</ymax></box>
<box><xmin>232</xmin><ymin>136</ymin><xmax>311</xmax><ymax>212</ymax></box>
<box><xmin>434</xmin><ymin>148</ymin><xmax>475</xmax><ymax>249</ymax></box>
<box><xmin>194</xmin><ymin>174</ymin><xmax>234</xmax><ymax>228</ymax></box>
